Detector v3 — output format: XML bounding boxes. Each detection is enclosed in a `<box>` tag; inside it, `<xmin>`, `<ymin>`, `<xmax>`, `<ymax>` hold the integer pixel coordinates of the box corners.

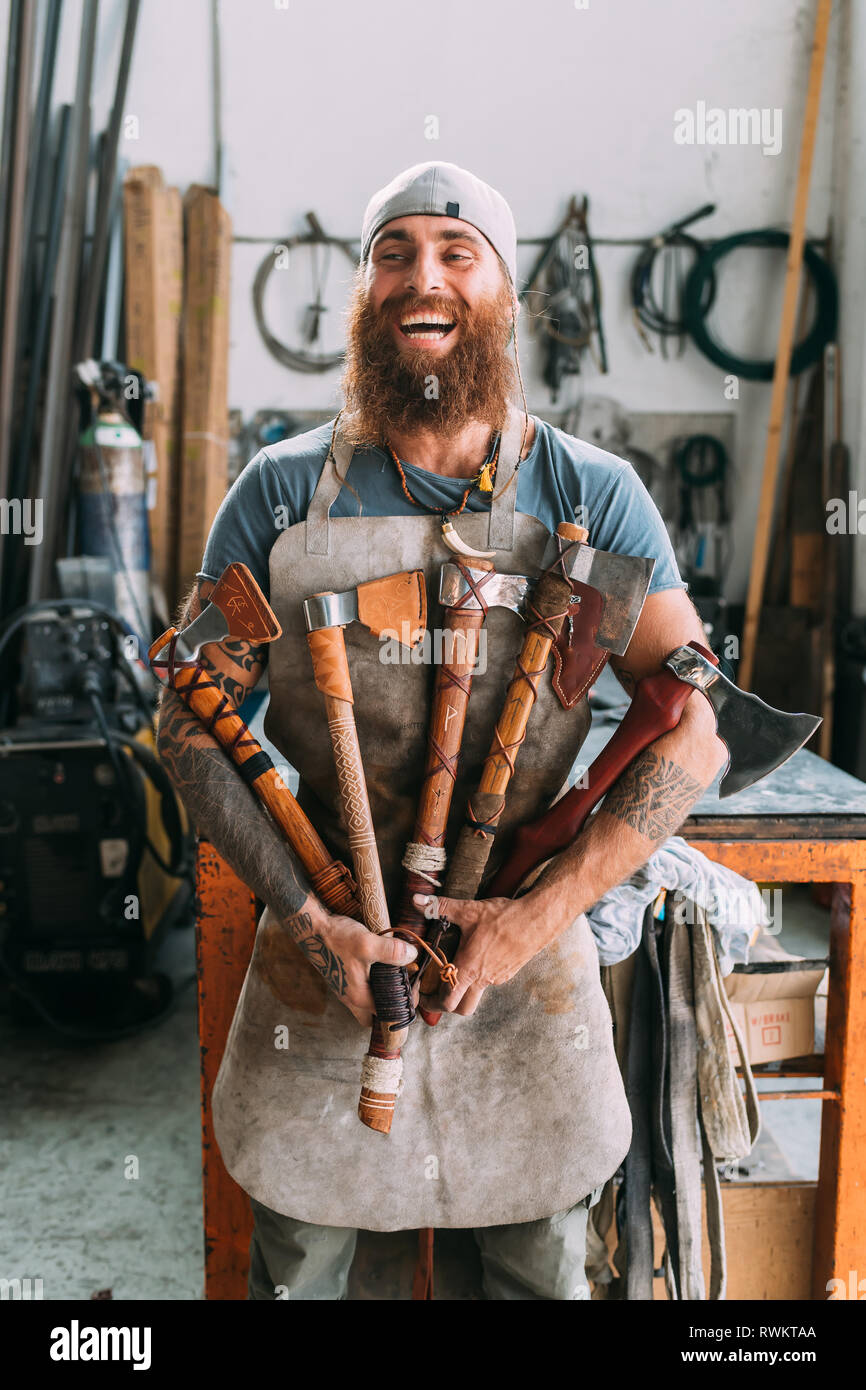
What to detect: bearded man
<box><xmin>157</xmin><ymin>162</ymin><xmax>725</xmax><ymax>1301</ymax></box>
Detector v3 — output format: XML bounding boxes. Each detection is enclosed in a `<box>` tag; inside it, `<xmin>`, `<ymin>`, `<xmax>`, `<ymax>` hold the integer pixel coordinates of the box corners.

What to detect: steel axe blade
<box><xmin>438</xmin><ymin>563</ymin><xmax>531</xmax><ymax>614</ymax></box>
<box><xmin>149</xmin><ymin>563</ymin><xmax>281</xmax><ymax>667</ymax></box>
<box><xmin>665</xmin><ymin>645</ymin><xmax>822</xmax><ymax>798</ymax></box>
<box><xmin>539</xmin><ymin>532</ymin><xmax>655</xmax><ymax>655</ymax></box>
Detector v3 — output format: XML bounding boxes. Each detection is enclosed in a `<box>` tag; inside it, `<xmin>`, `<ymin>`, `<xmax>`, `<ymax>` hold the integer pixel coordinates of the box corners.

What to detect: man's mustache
<box><xmin>379</xmin><ymin>295</ymin><xmax>466</xmax><ymax>322</ymax></box>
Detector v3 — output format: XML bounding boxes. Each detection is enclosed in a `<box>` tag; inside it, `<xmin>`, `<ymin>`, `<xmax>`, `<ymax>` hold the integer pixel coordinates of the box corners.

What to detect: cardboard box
<box><xmin>177</xmin><ymin>185</ymin><xmax>232</xmax><ymax>594</ymax></box>
<box><xmin>724</xmin><ymin>961</ymin><xmax>825</xmax><ymax>1065</ymax></box>
<box><xmin>123</xmin><ymin>167</ymin><xmax>183</xmax><ymax>610</ymax></box>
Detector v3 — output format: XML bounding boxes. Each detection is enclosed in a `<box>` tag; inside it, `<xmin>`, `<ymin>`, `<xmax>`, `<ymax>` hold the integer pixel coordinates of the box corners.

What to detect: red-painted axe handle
<box><xmin>484</xmin><ymin>641</ymin><xmax>718</xmax><ymax>901</ymax></box>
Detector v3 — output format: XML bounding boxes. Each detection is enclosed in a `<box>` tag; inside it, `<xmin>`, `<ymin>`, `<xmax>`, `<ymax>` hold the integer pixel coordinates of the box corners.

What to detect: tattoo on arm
<box><xmin>601</xmin><ymin>748</ymin><xmax>704</xmax><ymax>841</ymax></box>
<box><xmin>222</xmin><ymin>638</ymin><xmax>266</xmax><ymax>673</ymax></box>
<box><xmin>157</xmin><ymin>690</ymin><xmax>313</xmax><ymax>917</ymax></box>
<box><xmin>279</xmin><ymin>910</ymin><xmax>348</xmax><ymax>997</ymax></box>
<box><xmin>303</xmin><ymin>933</ymin><xmax>348</xmax><ymax>996</ymax></box>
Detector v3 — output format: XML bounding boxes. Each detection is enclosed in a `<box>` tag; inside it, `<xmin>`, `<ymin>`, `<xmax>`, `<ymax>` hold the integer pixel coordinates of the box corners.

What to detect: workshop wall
<box><xmin>8</xmin><ymin>0</ymin><xmax>864</xmax><ymax>610</ymax></box>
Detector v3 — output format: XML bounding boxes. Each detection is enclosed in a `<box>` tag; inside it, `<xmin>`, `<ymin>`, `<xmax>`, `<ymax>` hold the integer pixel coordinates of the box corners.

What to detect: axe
<box><xmin>302</xmin><ymin>570</ymin><xmax>426</xmax><ymax>1132</ymax></box>
<box><xmin>441</xmin><ymin>522</ymin><xmax>655</xmax><ymax>908</ymax></box>
<box><xmin>149</xmin><ymin>563</ymin><xmax>360</xmax><ymax>919</ymax></box>
<box><xmin>486</xmin><ymin>641</ymin><xmax>822</xmax><ymax>901</ymax></box>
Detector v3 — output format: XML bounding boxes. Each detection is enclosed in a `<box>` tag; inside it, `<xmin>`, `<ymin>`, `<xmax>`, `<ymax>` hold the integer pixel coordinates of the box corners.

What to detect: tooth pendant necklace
<box><xmin>386</xmin><ymin>431</ymin><xmax>501</xmax><ymax>560</ymax></box>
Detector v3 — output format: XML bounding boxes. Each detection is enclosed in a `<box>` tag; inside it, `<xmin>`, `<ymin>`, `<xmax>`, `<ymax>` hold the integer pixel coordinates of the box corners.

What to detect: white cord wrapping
<box><xmin>360</xmin><ymin>1053</ymin><xmax>404</xmax><ymax>1096</ymax></box>
<box><xmin>401</xmin><ymin>842</ymin><xmax>447</xmax><ymax>884</ymax></box>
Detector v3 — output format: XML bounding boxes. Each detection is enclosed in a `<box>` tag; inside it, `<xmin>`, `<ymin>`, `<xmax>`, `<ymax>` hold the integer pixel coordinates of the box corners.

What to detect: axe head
<box><xmin>540</xmin><ymin>532</ymin><xmax>655</xmax><ymax>655</ymax></box>
<box><xmin>665</xmin><ymin>645</ymin><xmax>822</xmax><ymax>798</ymax></box>
<box><xmin>439</xmin><ymin>563</ymin><xmax>531</xmax><ymax>615</ymax></box>
<box><xmin>149</xmin><ymin>563</ymin><xmax>281</xmax><ymax>667</ymax></box>
<box><xmin>303</xmin><ymin>570</ymin><xmax>426</xmax><ymax>649</ymax></box>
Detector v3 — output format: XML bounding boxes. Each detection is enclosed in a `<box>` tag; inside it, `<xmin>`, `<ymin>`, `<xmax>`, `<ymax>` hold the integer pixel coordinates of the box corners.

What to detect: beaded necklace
<box><xmin>385</xmin><ymin>431</ymin><xmax>501</xmax><ymax>519</ymax></box>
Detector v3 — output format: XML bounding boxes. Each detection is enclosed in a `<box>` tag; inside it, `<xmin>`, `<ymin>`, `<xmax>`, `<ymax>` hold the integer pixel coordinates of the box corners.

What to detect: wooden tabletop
<box><xmin>578</xmin><ymin>721</ymin><xmax>866</xmax><ymax>840</ymax></box>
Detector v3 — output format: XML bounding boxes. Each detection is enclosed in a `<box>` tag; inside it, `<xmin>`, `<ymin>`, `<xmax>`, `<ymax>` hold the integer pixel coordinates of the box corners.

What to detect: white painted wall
<box><xmin>3</xmin><ymin>0</ymin><xmax>862</xmax><ymax>607</ymax></box>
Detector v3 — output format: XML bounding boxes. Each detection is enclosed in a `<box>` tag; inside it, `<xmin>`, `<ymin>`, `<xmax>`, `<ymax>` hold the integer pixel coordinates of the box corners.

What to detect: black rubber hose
<box><xmin>682</xmin><ymin>229</ymin><xmax>837</xmax><ymax>380</ymax></box>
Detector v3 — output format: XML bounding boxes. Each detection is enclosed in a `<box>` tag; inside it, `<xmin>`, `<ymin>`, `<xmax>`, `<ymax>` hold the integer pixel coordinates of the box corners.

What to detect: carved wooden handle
<box><xmin>445</xmin><ymin>524</ymin><xmax>587</xmax><ymax>902</ymax></box>
<box><xmin>306</xmin><ymin>625</ymin><xmax>409</xmax><ymax>1134</ymax></box>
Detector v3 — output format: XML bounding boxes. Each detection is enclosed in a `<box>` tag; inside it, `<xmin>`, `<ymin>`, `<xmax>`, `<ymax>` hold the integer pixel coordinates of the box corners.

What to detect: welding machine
<box><xmin>0</xmin><ymin>600</ymin><xmax>192</xmax><ymax>1036</ymax></box>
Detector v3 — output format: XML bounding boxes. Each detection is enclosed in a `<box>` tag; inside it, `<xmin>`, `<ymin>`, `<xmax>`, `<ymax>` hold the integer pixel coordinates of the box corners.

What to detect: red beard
<box><xmin>340</xmin><ymin>276</ymin><xmax>519</xmax><ymax>446</ymax></box>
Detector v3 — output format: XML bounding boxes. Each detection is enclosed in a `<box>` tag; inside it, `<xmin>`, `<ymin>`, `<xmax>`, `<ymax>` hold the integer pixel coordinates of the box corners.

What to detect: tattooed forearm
<box><xmin>223</xmin><ymin>639</ymin><xmax>266</xmax><ymax>676</ymax></box>
<box><xmin>601</xmin><ymin>748</ymin><xmax>704</xmax><ymax>841</ymax></box>
<box><xmin>157</xmin><ymin>689</ymin><xmax>315</xmax><ymax>918</ymax></box>
<box><xmin>303</xmin><ymin>933</ymin><xmax>348</xmax><ymax>996</ymax></box>
<box><xmin>282</xmin><ymin>910</ymin><xmax>314</xmax><ymax>942</ymax></box>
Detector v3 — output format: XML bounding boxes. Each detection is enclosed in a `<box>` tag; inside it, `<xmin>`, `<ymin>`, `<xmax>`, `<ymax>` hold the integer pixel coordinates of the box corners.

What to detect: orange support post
<box><xmin>196</xmin><ymin>839</ymin><xmax>258</xmax><ymax>1300</ymax></box>
<box><xmin>690</xmin><ymin>839</ymin><xmax>866</xmax><ymax>1300</ymax></box>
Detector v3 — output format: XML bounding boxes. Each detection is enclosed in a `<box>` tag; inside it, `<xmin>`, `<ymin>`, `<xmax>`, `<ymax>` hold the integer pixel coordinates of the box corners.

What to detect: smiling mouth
<box><xmin>398</xmin><ymin>312</ymin><xmax>457</xmax><ymax>343</ymax></box>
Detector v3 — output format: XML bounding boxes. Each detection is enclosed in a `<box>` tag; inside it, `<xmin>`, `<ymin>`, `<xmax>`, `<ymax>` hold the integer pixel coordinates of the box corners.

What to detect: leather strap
<box><xmin>486</xmin><ymin>406</ymin><xmax>525</xmax><ymax>552</ymax></box>
<box><xmin>305</xmin><ymin>407</ymin><xmax>529</xmax><ymax>556</ymax></box>
<box><xmin>306</xmin><ymin>427</ymin><xmax>355</xmax><ymax>555</ymax></box>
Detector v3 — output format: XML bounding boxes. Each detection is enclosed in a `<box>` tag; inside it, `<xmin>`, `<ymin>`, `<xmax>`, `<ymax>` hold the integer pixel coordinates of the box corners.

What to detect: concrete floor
<box><xmin>0</xmin><ymin>882</ymin><xmax>830</xmax><ymax>1300</ymax></box>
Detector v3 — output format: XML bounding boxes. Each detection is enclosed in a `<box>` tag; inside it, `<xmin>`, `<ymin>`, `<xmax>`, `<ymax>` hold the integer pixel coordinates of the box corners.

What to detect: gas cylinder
<box><xmin>77</xmin><ymin>410</ymin><xmax>152</xmax><ymax>644</ymax></box>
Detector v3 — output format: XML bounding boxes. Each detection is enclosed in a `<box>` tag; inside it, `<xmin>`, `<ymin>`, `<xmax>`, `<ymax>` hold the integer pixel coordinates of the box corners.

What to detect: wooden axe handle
<box><xmin>306</xmin><ymin>624</ymin><xmax>408</xmax><ymax>1134</ymax></box>
<box><xmin>484</xmin><ymin>641</ymin><xmax>718</xmax><ymax>900</ymax></box>
<box><xmin>402</xmin><ymin>564</ymin><xmax>493</xmax><ymax>934</ymax></box>
<box><xmin>306</xmin><ymin>626</ymin><xmax>391</xmax><ymax>934</ymax></box>
<box><xmin>167</xmin><ymin>662</ymin><xmax>360</xmax><ymax>918</ymax></box>
<box><xmin>355</xmin><ymin>564</ymin><xmax>495</xmax><ymax>1128</ymax></box>
<box><xmin>445</xmin><ymin>523</ymin><xmax>587</xmax><ymax>902</ymax></box>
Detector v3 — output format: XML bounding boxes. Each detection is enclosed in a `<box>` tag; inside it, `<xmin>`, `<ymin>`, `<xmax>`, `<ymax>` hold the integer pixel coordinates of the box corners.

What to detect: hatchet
<box><xmin>442</xmin><ymin>522</ymin><xmax>655</xmax><ymax>906</ymax></box>
<box><xmin>485</xmin><ymin>641</ymin><xmax>822</xmax><ymax>901</ymax></box>
<box><xmin>149</xmin><ymin>563</ymin><xmax>360</xmax><ymax>919</ymax></box>
<box><xmin>302</xmin><ymin>570</ymin><xmax>427</xmax><ymax>1132</ymax></box>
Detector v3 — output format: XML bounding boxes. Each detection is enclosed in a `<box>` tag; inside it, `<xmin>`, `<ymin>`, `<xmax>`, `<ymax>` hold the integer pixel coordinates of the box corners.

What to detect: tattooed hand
<box><xmin>280</xmin><ymin>903</ymin><xmax>419</xmax><ymax>1027</ymax></box>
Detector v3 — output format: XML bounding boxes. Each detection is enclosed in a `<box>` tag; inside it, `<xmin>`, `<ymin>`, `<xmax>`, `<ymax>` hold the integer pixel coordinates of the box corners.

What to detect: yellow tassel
<box><xmin>478</xmin><ymin>462</ymin><xmax>494</xmax><ymax>493</ymax></box>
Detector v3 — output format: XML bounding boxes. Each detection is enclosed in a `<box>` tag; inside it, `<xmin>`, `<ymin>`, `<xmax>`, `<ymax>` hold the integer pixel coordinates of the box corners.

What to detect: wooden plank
<box><xmin>686</xmin><ymin>815</ymin><xmax>866</xmax><ymax>840</ymax></box>
<box><xmin>649</xmin><ymin>1184</ymin><xmax>816</xmax><ymax>1300</ymax></box>
<box><xmin>196</xmin><ymin>839</ymin><xmax>257</xmax><ymax>1301</ymax></box>
<box><xmin>123</xmin><ymin>166</ymin><xmax>183</xmax><ymax>609</ymax></box>
<box><xmin>178</xmin><ymin>185</ymin><xmax>232</xmax><ymax>595</ymax></box>
<box><xmin>813</xmin><ymin>877</ymin><xmax>866</xmax><ymax>1295</ymax></box>
<box><xmin>690</xmin><ymin>838</ymin><xmax>866</xmax><ymax>882</ymax></box>
<box><xmin>739</xmin><ymin>0</ymin><xmax>833</xmax><ymax>689</ymax></box>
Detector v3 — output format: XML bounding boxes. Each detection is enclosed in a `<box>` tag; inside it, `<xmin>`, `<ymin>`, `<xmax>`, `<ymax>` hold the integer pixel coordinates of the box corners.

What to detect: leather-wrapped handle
<box><xmin>164</xmin><ymin>662</ymin><xmax>360</xmax><ymax>918</ymax></box>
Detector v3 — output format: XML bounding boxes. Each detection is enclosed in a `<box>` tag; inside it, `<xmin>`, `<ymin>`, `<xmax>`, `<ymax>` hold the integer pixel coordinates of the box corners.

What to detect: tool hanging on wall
<box><xmin>252</xmin><ymin>211</ymin><xmax>358</xmax><ymax>373</ymax></box>
<box><xmin>673</xmin><ymin>433</ymin><xmax>730</xmax><ymax>590</ymax></box>
<box><xmin>682</xmin><ymin>228</ymin><xmax>837</xmax><ymax>382</ymax></box>
<box><xmin>629</xmin><ymin>204</ymin><xmax>716</xmax><ymax>358</ymax></box>
<box><xmin>520</xmin><ymin>195</ymin><xmax>607</xmax><ymax>400</ymax></box>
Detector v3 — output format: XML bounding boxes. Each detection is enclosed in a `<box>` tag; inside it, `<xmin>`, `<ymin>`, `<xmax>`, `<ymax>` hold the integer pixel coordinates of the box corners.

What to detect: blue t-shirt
<box><xmin>199</xmin><ymin>416</ymin><xmax>685</xmax><ymax>602</ymax></box>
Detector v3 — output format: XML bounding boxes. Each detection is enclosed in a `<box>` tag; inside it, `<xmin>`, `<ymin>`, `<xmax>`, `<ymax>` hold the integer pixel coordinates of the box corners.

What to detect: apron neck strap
<box><xmin>305</xmin><ymin>405</ymin><xmax>529</xmax><ymax>556</ymax></box>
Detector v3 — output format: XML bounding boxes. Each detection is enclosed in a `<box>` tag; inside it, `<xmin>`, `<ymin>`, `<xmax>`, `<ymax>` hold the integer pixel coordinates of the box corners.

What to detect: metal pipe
<box><xmin>0</xmin><ymin>0</ymin><xmax>37</xmax><ymax>502</ymax></box>
<box><xmin>18</xmin><ymin>0</ymin><xmax>63</xmax><ymax>355</ymax></box>
<box><xmin>0</xmin><ymin>0</ymin><xmax>23</xmax><ymax>316</ymax></box>
<box><xmin>2</xmin><ymin>105</ymin><xmax>72</xmax><ymax>619</ymax></box>
<box><xmin>29</xmin><ymin>0</ymin><xmax>100</xmax><ymax>602</ymax></box>
<box><xmin>100</xmin><ymin>159</ymin><xmax>129</xmax><ymax>361</ymax></box>
<box><xmin>77</xmin><ymin>0</ymin><xmax>141</xmax><ymax>357</ymax></box>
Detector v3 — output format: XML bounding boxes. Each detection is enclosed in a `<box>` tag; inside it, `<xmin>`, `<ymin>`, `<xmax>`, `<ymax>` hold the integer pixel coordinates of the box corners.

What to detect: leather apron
<box><xmin>212</xmin><ymin>412</ymin><xmax>632</xmax><ymax>1230</ymax></box>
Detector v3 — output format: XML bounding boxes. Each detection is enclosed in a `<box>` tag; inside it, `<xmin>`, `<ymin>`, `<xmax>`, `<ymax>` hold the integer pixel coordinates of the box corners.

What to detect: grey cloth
<box><xmin>247</xmin><ymin>1194</ymin><xmax>598</xmax><ymax>1301</ymax></box>
<box><xmin>360</xmin><ymin>160</ymin><xmax>518</xmax><ymax>285</ymax></box>
<box><xmin>586</xmin><ymin>835</ymin><xmax>767</xmax><ymax>973</ymax></box>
